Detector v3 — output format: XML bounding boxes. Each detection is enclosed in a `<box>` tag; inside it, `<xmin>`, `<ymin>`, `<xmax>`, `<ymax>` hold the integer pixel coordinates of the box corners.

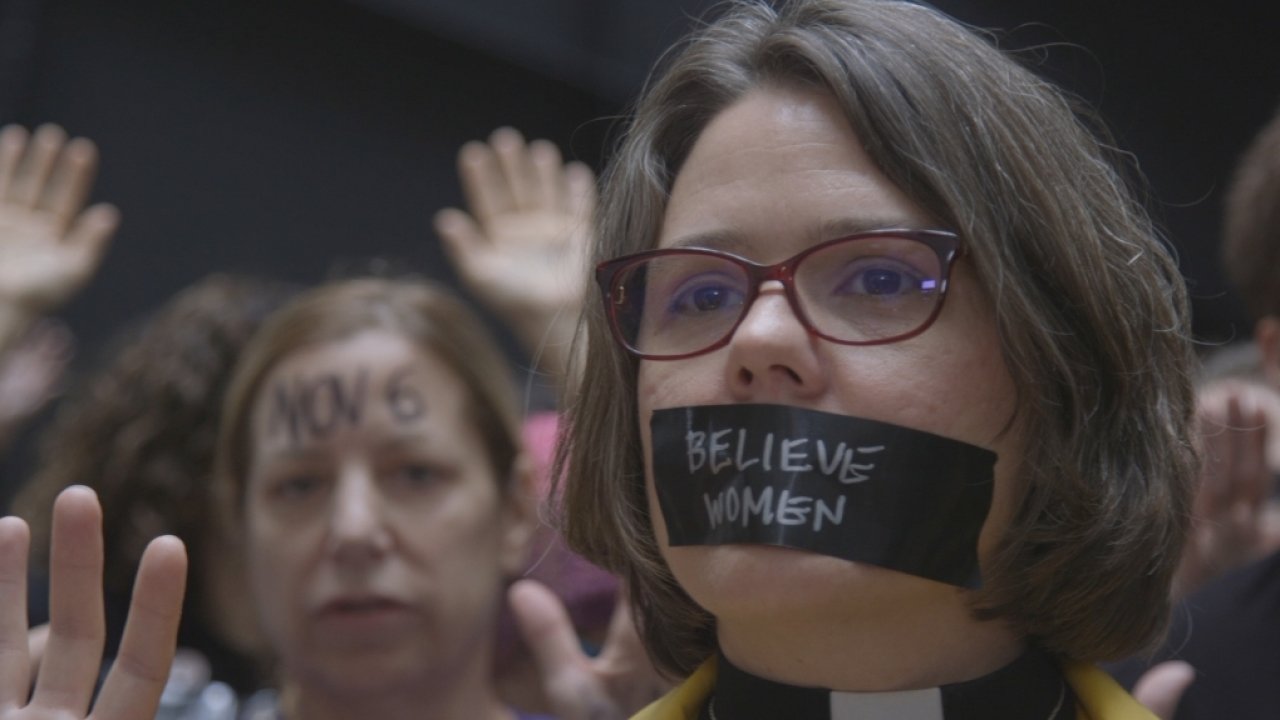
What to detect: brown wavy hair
<box><xmin>556</xmin><ymin>0</ymin><xmax>1197</xmax><ymax>676</ymax></box>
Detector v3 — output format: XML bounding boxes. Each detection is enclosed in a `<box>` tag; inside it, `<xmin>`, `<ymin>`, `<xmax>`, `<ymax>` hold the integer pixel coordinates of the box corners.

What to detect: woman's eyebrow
<box><xmin>375</xmin><ymin>434</ymin><xmax>433</xmax><ymax>454</ymax></box>
<box><xmin>664</xmin><ymin>217</ymin><xmax>929</xmax><ymax>252</ymax></box>
<box><xmin>819</xmin><ymin>216</ymin><xmax>925</xmax><ymax>237</ymax></box>
<box><xmin>665</xmin><ymin>230</ymin><xmax>746</xmax><ymax>252</ymax></box>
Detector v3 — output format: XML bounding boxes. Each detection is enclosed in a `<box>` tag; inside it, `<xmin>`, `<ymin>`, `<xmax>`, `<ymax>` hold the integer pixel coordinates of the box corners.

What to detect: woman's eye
<box><xmin>859</xmin><ymin>267</ymin><xmax>905</xmax><ymax>294</ymax></box>
<box><xmin>272</xmin><ymin>475</ymin><xmax>323</xmax><ymax>501</ymax></box>
<box><xmin>668</xmin><ymin>277</ymin><xmax>746</xmax><ymax>315</ymax></box>
<box><xmin>836</xmin><ymin>261</ymin><xmax>925</xmax><ymax>296</ymax></box>
<box><xmin>394</xmin><ymin>463</ymin><xmax>443</xmax><ymax>489</ymax></box>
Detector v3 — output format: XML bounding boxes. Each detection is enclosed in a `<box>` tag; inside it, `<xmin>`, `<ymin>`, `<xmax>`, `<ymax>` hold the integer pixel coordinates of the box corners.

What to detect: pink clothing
<box><xmin>494</xmin><ymin>412</ymin><xmax>619</xmax><ymax>666</ymax></box>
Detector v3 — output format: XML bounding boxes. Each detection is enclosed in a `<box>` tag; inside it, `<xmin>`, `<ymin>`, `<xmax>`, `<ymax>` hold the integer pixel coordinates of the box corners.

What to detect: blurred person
<box><xmin>1108</xmin><ymin>101</ymin><xmax>1280</xmax><ymax>720</ymax></box>
<box><xmin>554</xmin><ymin>1</ymin><xmax>1197</xmax><ymax>719</ymax></box>
<box><xmin>209</xmin><ymin>276</ymin><xmax>546</xmax><ymax>719</ymax></box>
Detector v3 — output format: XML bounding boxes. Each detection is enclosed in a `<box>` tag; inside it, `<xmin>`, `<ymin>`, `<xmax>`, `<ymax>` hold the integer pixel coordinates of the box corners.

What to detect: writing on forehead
<box><xmin>384</xmin><ymin>366</ymin><xmax>426</xmax><ymax>424</ymax></box>
<box><xmin>266</xmin><ymin>364</ymin><xmax>428</xmax><ymax>445</ymax></box>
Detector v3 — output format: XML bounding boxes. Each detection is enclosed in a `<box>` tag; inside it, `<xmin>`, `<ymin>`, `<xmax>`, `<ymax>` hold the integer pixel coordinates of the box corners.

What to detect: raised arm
<box><xmin>0</xmin><ymin>320</ymin><xmax>72</xmax><ymax>456</ymax></box>
<box><xmin>0</xmin><ymin>124</ymin><xmax>118</xmax><ymax>355</ymax></box>
<box><xmin>433</xmin><ymin>127</ymin><xmax>595</xmax><ymax>387</ymax></box>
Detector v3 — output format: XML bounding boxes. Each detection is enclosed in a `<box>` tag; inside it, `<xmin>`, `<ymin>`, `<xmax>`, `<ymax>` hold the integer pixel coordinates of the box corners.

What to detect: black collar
<box><xmin>703</xmin><ymin>647</ymin><xmax>1074</xmax><ymax>720</ymax></box>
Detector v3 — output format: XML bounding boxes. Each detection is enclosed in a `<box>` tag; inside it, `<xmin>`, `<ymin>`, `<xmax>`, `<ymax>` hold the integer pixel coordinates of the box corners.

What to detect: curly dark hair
<box><xmin>13</xmin><ymin>274</ymin><xmax>295</xmax><ymax>676</ymax></box>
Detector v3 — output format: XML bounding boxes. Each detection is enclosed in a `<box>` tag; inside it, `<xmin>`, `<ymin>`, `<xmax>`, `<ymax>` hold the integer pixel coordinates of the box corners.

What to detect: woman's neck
<box><xmin>716</xmin><ymin>598</ymin><xmax>1024</xmax><ymax>692</ymax></box>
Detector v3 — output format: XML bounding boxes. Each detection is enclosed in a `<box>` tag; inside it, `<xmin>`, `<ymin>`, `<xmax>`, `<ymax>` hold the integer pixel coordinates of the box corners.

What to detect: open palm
<box><xmin>0</xmin><ymin>124</ymin><xmax>117</xmax><ymax>316</ymax></box>
<box><xmin>434</xmin><ymin>127</ymin><xmax>594</xmax><ymax>379</ymax></box>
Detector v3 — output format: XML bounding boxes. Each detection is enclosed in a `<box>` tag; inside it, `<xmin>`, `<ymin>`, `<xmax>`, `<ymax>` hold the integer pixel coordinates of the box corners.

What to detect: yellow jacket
<box><xmin>632</xmin><ymin>658</ymin><xmax>1155</xmax><ymax>720</ymax></box>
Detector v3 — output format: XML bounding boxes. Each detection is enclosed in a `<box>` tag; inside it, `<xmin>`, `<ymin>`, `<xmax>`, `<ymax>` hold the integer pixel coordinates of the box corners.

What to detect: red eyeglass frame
<box><xmin>594</xmin><ymin>228</ymin><xmax>964</xmax><ymax>361</ymax></box>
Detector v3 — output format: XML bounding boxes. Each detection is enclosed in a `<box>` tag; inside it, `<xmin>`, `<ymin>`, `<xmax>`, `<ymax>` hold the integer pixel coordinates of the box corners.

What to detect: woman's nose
<box><xmin>724</xmin><ymin>282</ymin><xmax>828</xmax><ymax>402</ymax></box>
<box><xmin>327</xmin><ymin>470</ymin><xmax>393</xmax><ymax>564</ymax></box>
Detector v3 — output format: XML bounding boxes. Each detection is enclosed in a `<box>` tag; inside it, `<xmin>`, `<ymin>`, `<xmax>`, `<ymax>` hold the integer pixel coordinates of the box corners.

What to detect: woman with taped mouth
<box><xmin>557</xmin><ymin>0</ymin><xmax>1197</xmax><ymax>718</ymax></box>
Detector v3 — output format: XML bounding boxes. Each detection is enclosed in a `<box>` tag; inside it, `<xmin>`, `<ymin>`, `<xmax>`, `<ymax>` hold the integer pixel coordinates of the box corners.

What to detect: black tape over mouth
<box><xmin>650</xmin><ymin>403</ymin><xmax>996</xmax><ymax>588</ymax></box>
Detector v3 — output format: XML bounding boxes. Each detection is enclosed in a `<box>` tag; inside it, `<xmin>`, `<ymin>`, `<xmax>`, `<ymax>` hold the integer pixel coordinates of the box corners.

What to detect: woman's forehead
<box><xmin>247</xmin><ymin>331</ymin><xmax>467</xmax><ymax>451</ymax></box>
<box><xmin>658</xmin><ymin>86</ymin><xmax>935</xmax><ymax>255</ymax></box>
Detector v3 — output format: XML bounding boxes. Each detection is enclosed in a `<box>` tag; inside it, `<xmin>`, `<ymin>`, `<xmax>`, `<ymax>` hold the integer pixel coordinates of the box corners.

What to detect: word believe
<box><xmin>686</xmin><ymin>428</ymin><xmax>883</xmax><ymax>484</ymax></box>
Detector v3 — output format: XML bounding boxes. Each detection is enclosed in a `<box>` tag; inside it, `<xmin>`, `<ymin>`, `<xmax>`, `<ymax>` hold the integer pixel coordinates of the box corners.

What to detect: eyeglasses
<box><xmin>595</xmin><ymin>229</ymin><xmax>962</xmax><ymax>360</ymax></box>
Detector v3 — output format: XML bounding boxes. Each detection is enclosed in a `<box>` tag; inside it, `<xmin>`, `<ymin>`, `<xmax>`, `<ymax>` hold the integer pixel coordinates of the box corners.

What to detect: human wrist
<box><xmin>0</xmin><ymin>304</ymin><xmax>35</xmax><ymax>356</ymax></box>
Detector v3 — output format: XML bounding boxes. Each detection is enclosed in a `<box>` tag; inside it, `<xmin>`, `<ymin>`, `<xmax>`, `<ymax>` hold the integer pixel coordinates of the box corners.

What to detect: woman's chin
<box><xmin>665</xmin><ymin>543</ymin><xmax>961</xmax><ymax>622</ymax></box>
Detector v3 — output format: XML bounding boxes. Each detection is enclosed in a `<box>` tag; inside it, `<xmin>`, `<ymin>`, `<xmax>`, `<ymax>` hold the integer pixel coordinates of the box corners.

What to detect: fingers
<box><xmin>459</xmin><ymin>138</ymin><xmax>514</xmax><ymax>227</ymax></box>
<box><xmin>456</xmin><ymin>128</ymin><xmax>578</xmax><ymax>227</ymax></box>
<box><xmin>1197</xmin><ymin>394</ymin><xmax>1269</xmax><ymax>514</ymax></box>
<box><xmin>596</xmin><ymin>589</ymin><xmax>671</xmax><ymax>713</ymax></box>
<box><xmin>64</xmin><ymin>202</ymin><xmax>120</xmax><ymax>271</ymax></box>
<box><xmin>529</xmin><ymin>139</ymin><xmax>567</xmax><ymax>210</ymax></box>
<box><xmin>433</xmin><ymin>207</ymin><xmax>489</xmax><ymax>269</ymax></box>
<box><xmin>92</xmin><ymin>535</ymin><xmax>187</xmax><ymax>720</ymax></box>
<box><xmin>0</xmin><ymin>123</ymin><xmax>110</xmax><ymax>236</ymax></box>
<box><xmin>511</xmin><ymin>579</ymin><xmax>640</xmax><ymax>720</ymax></box>
<box><xmin>1132</xmin><ymin>661</ymin><xmax>1195</xmax><ymax>720</ymax></box>
<box><xmin>4</xmin><ymin>124</ymin><xmax>65</xmax><ymax>209</ymax></box>
<box><xmin>1226</xmin><ymin>396</ymin><xmax>1268</xmax><ymax>510</ymax></box>
<box><xmin>30</xmin><ymin>485</ymin><xmax>106</xmax><ymax>714</ymax></box>
<box><xmin>42</xmin><ymin>137</ymin><xmax>100</xmax><ymax>232</ymax></box>
<box><xmin>0</xmin><ymin>516</ymin><xmax>32</xmax><ymax>708</ymax></box>
<box><xmin>599</xmin><ymin>585</ymin><xmax>647</xmax><ymax>664</ymax></box>
<box><xmin>0</xmin><ymin>125</ymin><xmax>28</xmax><ymax>201</ymax></box>
<box><xmin>565</xmin><ymin>161</ymin><xmax>597</xmax><ymax>227</ymax></box>
<box><xmin>491</xmin><ymin>127</ymin><xmax>541</xmax><ymax>211</ymax></box>
<box><xmin>509</xmin><ymin>578</ymin><xmax>587</xmax><ymax>679</ymax></box>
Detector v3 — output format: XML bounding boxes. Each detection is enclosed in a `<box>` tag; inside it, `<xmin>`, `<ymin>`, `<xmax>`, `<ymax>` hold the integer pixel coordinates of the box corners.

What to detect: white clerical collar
<box><xmin>706</xmin><ymin>647</ymin><xmax>1071</xmax><ymax>720</ymax></box>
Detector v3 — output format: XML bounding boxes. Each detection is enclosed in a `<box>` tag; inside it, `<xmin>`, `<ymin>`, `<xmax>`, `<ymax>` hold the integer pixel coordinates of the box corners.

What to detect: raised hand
<box><xmin>0</xmin><ymin>125</ymin><xmax>118</xmax><ymax>351</ymax></box>
<box><xmin>509</xmin><ymin>579</ymin><xmax>670</xmax><ymax>720</ymax></box>
<box><xmin>0</xmin><ymin>486</ymin><xmax>186</xmax><ymax>719</ymax></box>
<box><xmin>433</xmin><ymin>128</ymin><xmax>595</xmax><ymax>381</ymax></box>
<box><xmin>1132</xmin><ymin>661</ymin><xmax>1194</xmax><ymax>720</ymax></box>
<box><xmin>0</xmin><ymin>320</ymin><xmax>73</xmax><ymax>454</ymax></box>
<box><xmin>1175</xmin><ymin>383</ymin><xmax>1274</xmax><ymax>597</ymax></box>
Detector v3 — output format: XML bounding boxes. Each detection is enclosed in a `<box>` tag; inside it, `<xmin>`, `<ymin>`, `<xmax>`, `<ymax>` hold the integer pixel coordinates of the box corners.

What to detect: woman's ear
<box><xmin>499</xmin><ymin>453</ymin><xmax>540</xmax><ymax>577</ymax></box>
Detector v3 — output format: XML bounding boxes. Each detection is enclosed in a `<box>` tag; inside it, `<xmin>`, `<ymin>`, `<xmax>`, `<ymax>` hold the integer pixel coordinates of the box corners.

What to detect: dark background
<box><xmin>0</xmin><ymin>0</ymin><xmax>1277</xmax><ymax>502</ymax></box>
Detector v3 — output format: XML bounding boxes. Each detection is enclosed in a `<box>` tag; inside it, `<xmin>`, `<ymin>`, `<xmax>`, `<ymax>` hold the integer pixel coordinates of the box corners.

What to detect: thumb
<box><xmin>509</xmin><ymin>579</ymin><xmax>587</xmax><ymax>684</ymax></box>
<box><xmin>1132</xmin><ymin>660</ymin><xmax>1195</xmax><ymax>720</ymax></box>
<box><xmin>510</xmin><ymin>579</ymin><xmax>622</xmax><ymax>720</ymax></box>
